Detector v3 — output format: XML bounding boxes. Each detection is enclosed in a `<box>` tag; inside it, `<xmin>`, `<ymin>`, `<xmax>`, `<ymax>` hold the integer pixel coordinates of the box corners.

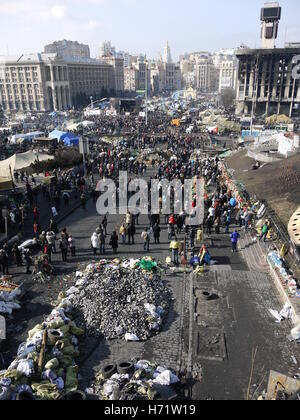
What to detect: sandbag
<box><xmin>44</xmin><ymin>358</ymin><xmax>59</xmax><ymax>371</ymax></box>
<box><xmin>65</xmin><ymin>366</ymin><xmax>78</xmax><ymax>392</ymax></box>
<box><xmin>69</xmin><ymin>325</ymin><xmax>84</xmax><ymax>337</ymax></box>
<box><xmin>31</xmin><ymin>382</ymin><xmax>60</xmax><ymax>400</ymax></box>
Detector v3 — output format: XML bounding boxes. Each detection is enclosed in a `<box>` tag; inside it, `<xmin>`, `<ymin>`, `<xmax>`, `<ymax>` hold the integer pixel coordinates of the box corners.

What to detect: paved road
<box><xmin>1</xmin><ymin>172</ymin><xmax>299</xmax><ymax>400</ymax></box>
<box><xmin>1</xmin><ymin>170</ymin><xmax>188</xmax><ymax>393</ymax></box>
<box><xmin>188</xmin><ymin>226</ymin><xmax>300</xmax><ymax>400</ymax></box>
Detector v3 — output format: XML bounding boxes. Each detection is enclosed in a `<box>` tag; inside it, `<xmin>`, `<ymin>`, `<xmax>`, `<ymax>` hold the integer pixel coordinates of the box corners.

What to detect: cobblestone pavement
<box><xmin>1</xmin><ymin>171</ymin><xmax>188</xmax><ymax>392</ymax></box>
<box><xmin>1</xmin><ymin>173</ymin><xmax>300</xmax><ymax>400</ymax></box>
<box><xmin>189</xmin><ymin>227</ymin><xmax>300</xmax><ymax>400</ymax></box>
<box><xmin>76</xmin><ymin>208</ymin><xmax>188</xmax><ymax>390</ymax></box>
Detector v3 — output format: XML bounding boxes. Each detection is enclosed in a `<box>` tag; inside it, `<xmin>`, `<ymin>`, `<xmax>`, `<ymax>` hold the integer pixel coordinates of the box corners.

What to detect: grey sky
<box><xmin>0</xmin><ymin>0</ymin><xmax>299</xmax><ymax>59</ymax></box>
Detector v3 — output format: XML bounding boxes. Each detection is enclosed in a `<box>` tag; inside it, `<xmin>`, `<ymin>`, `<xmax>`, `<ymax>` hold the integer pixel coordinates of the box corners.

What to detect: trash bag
<box><xmin>153</xmin><ymin>370</ymin><xmax>180</xmax><ymax>386</ymax></box>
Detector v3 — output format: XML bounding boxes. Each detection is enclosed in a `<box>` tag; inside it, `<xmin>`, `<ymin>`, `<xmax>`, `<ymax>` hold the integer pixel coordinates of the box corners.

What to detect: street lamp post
<box><xmin>145</xmin><ymin>58</ymin><xmax>148</xmax><ymax>127</ymax></box>
<box><xmin>90</xmin><ymin>96</ymin><xmax>93</xmax><ymax>109</ymax></box>
<box><xmin>80</xmin><ymin>136</ymin><xmax>88</xmax><ymax>177</ymax></box>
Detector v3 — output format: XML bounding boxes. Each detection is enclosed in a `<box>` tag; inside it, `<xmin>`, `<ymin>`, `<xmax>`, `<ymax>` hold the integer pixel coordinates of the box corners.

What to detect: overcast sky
<box><xmin>1</xmin><ymin>0</ymin><xmax>300</xmax><ymax>59</ymax></box>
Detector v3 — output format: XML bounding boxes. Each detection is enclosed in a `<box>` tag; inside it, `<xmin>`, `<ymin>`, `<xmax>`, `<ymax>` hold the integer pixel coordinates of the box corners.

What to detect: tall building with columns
<box><xmin>0</xmin><ymin>53</ymin><xmax>115</xmax><ymax>112</ymax></box>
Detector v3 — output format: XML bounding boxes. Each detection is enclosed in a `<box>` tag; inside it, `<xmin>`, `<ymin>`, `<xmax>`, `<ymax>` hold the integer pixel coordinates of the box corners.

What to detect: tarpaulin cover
<box><xmin>49</xmin><ymin>130</ymin><xmax>79</xmax><ymax>147</ymax></box>
<box><xmin>0</xmin><ymin>151</ymin><xmax>54</xmax><ymax>177</ymax></box>
<box><xmin>138</xmin><ymin>259</ymin><xmax>158</xmax><ymax>271</ymax></box>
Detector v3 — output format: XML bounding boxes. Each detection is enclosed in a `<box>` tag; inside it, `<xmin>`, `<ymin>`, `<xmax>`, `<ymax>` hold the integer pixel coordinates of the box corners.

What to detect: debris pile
<box><xmin>268</xmin><ymin>251</ymin><xmax>298</xmax><ymax>296</ymax></box>
<box><xmin>0</xmin><ymin>279</ymin><xmax>23</xmax><ymax>315</ymax></box>
<box><xmin>90</xmin><ymin>359</ymin><xmax>181</xmax><ymax>401</ymax></box>
<box><xmin>0</xmin><ymin>292</ymin><xmax>84</xmax><ymax>400</ymax></box>
<box><xmin>33</xmin><ymin>255</ymin><xmax>54</xmax><ymax>284</ymax></box>
<box><xmin>69</xmin><ymin>258</ymin><xmax>170</xmax><ymax>341</ymax></box>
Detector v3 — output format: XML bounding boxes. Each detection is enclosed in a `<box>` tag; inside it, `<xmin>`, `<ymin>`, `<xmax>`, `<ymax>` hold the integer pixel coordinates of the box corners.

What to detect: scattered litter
<box><xmin>291</xmin><ymin>356</ymin><xmax>298</xmax><ymax>366</ymax></box>
<box><xmin>91</xmin><ymin>359</ymin><xmax>181</xmax><ymax>400</ymax></box>
<box><xmin>269</xmin><ymin>303</ymin><xmax>293</xmax><ymax>323</ymax></box>
<box><xmin>153</xmin><ymin>370</ymin><xmax>180</xmax><ymax>386</ymax></box>
<box><xmin>268</xmin><ymin>251</ymin><xmax>298</xmax><ymax>295</ymax></box>
<box><xmin>125</xmin><ymin>333</ymin><xmax>140</xmax><ymax>342</ymax></box>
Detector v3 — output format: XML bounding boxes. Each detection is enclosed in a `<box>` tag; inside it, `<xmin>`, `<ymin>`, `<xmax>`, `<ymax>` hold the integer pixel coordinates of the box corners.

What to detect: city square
<box><xmin>0</xmin><ymin>0</ymin><xmax>299</xmax><ymax>404</ymax></box>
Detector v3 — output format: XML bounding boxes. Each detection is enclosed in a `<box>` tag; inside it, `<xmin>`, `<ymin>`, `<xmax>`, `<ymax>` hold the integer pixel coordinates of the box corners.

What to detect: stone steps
<box><xmin>239</xmin><ymin>232</ymin><xmax>269</xmax><ymax>273</ymax></box>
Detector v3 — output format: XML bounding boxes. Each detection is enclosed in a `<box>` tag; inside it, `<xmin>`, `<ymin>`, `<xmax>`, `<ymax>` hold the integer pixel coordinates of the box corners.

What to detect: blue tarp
<box><xmin>49</xmin><ymin>130</ymin><xmax>79</xmax><ymax>147</ymax></box>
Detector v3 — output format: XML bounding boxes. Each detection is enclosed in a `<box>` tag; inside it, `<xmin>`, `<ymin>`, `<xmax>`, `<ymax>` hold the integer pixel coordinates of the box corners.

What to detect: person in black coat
<box><xmin>153</xmin><ymin>223</ymin><xmax>161</xmax><ymax>244</ymax></box>
<box><xmin>0</xmin><ymin>249</ymin><xmax>9</xmax><ymax>275</ymax></box>
<box><xmin>127</xmin><ymin>223</ymin><xmax>136</xmax><ymax>245</ymax></box>
<box><xmin>109</xmin><ymin>232</ymin><xmax>119</xmax><ymax>254</ymax></box>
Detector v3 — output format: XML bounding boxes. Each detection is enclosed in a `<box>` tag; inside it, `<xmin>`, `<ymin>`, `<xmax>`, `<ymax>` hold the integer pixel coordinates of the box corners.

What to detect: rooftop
<box><xmin>0</xmin><ymin>53</ymin><xmax>61</xmax><ymax>64</ymax></box>
<box><xmin>0</xmin><ymin>54</ymin><xmax>108</xmax><ymax>66</ymax></box>
<box><xmin>236</xmin><ymin>46</ymin><xmax>300</xmax><ymax>57</ymax></box>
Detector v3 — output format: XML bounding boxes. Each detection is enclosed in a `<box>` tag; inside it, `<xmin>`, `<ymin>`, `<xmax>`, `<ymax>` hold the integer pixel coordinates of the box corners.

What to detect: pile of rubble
<box><xmin>0</xmin><ymin>292</ymin><xmax>84</xmax><ymax>400</ymax></box>
<box><xmin>33</xmin><ymin>255</ymin><xmax>54</xmax><ymax>284</ymax></box>
<box><xmin>89</xmin><ymin>359</ymin><xmax>181</xmax><ymax>401</ymax></box>
<box><xmin>67</xmin><ymin>258</ymin><xmax>171</xmax><ymax>341</ymax></box>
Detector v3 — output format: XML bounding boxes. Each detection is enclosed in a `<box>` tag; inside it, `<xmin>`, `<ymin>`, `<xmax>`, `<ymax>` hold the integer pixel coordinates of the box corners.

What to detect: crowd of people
<box><xmin>0</xmin><ymin>110</ymin><xmax>270</xmax><ymax>279</ymax></box>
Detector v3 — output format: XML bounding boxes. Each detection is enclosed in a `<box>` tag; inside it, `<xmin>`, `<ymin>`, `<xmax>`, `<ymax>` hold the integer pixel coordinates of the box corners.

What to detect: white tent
<box><xmin>67</xmin><ymin>120</ymin><xmax>95</xmax><ymax>131</ymax></box>
<box><xmin>0</xmin><ymin>151</ymin><xmax>54</xmax><ymax>177</ymax></box>
<box><xmin>10</xmin><ymin>132</ymin><xmax>44</xmax><ymax>144</ymax></box>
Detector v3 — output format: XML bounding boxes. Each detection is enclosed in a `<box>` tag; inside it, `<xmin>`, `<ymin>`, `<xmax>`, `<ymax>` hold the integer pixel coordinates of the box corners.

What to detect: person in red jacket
<box><xmin>33</xmin><ymin>222</ymin><xmax>41</xmax><ymax>238</ymax></box>
<box><xmin>168</xmin><ymin>215</ymin><xmax>176</xmax><ymax>226</ymax></box>
<box><xmin>33</xmin><ymin>206</ymin><xmax>40</xmax><ymax>221</ymax></box>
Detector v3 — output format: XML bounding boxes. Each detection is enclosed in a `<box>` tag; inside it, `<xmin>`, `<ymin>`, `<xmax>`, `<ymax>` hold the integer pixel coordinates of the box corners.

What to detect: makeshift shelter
<box><xmin>67</xmin><ymin>121</ymin><xmax>95</xmax><ymax>131</ymax></box>
<box><xmin>10</xmin><ymin>132</ymin><xmax>44</xmax><ymax>144</ymax></box>
<box><xmin>0</xmin><ymin>177</ymin><xmax>13</xmax><ymax>191</ymax></box>
<box><xmin>49</xmin><ymin>130</ymin><xmax>79</xmax><ymax>147</ymax></box>
<box><xmin>0</xmin><ymin>151</ymin><xmax>54</xmax><ymax>177</ymax></box>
